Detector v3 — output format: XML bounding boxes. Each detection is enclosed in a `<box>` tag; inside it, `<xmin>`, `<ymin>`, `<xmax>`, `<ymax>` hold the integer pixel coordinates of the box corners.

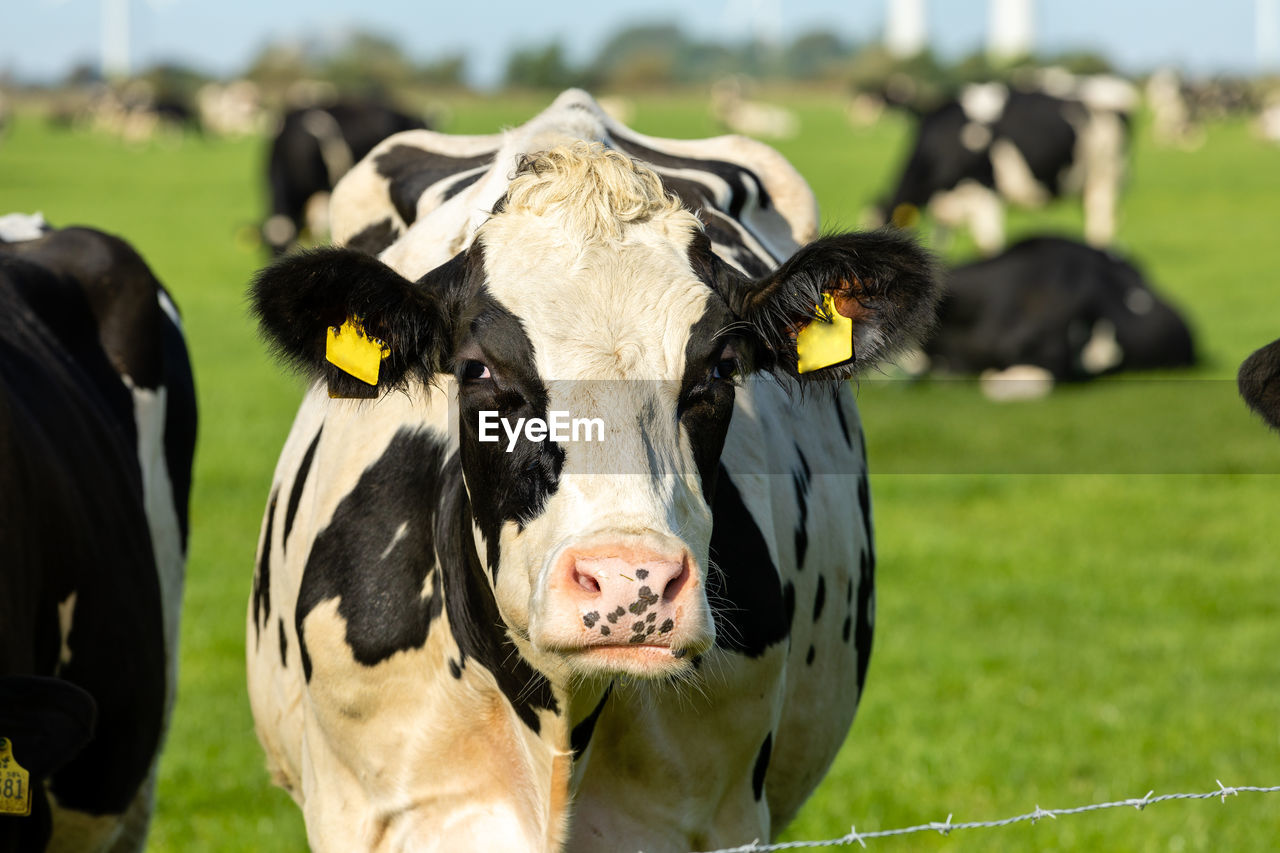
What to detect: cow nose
<box><xmin>570</xmin><ymin>554</ymin><xmax>689</xmax><ymax>605</ymax></box>
<box><xmin>557</xmin><ymin>546</ymin><xmax>696</xmax><ymax>642</ymax></box>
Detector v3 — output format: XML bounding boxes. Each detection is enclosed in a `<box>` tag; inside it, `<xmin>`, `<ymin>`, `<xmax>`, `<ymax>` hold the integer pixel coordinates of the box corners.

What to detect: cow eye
<box><xmin>460</xmin><ymin>360</ymin><xmax>491</xmax><ymax>381</ymax></box>
<box><xmin>712</xmin><ymin>357</ymin><xmax>740</xmax><ymax>381</ymax></box>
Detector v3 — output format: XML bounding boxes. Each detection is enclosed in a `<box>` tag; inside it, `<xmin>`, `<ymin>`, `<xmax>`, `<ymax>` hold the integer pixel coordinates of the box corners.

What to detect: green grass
<box><xmin>1</xmin><ymin>92</ymin><xmax>1277</xmax><ymax>852</ymax></box>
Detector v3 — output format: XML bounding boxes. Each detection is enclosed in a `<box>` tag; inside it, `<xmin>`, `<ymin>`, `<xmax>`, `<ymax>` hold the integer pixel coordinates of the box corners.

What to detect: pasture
<box><xmin>2</xmin><ymin>90</ymin><xmax>1278</xmax><ymax>851</ymax></box>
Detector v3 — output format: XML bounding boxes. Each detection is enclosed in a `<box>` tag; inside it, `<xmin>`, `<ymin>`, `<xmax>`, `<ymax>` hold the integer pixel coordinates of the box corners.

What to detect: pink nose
<box><xmin>557</xmin><ymin>545</ymin><xmax>694</xmax><ymax>645</ymax></box>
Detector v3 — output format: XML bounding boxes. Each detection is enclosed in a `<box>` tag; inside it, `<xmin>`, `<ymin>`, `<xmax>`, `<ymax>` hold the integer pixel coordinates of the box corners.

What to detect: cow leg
<box><xmin>1080</xmin><ymin>111</ymin><xmax>1126</xmax><ymax>246</ymax></box>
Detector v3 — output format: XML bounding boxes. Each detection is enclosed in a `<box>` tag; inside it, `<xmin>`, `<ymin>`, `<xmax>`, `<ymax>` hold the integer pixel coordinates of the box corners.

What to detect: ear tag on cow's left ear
<box><xmin>0</xmin><ymin>737</ymin><xmax>32</xmax><ymax>816</ymax></box>
<box><xmin>796</xmin><ymin>291</ymin><xmax>854</xmax><ymax>374</ymax></box>
<box><xmin>325</xmin><ymin>317</ymin><xmax>389</xmax><ymax>387</ymax></box>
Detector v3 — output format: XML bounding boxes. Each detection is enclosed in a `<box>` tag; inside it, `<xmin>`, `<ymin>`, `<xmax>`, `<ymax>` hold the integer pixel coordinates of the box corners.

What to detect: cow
<box><xmin>262</xmin><ymin>101</ymin><xmax>429</xmax><ymax>257</ymax></box>
<box><xmin>0</xmin><ymin>213</ymin><xmax>197</xmax><ymax>852</ymax></box>
<box><xmin>1239</xmin><ymin>338</ymin><xmax>1280</xmax><ymax>431</ymax></box>
<box><xmin>245</xmin><ymin>89</ymin><xmax>938</xmax><ymax>852</ymax></box>
<box><xmin>868</xmin><ymin>79</ymin><xmax>1134</xmax><ymax>255</ymax></box>
<box><xmin>919</xmin><ymin>236</ymin><xmax>1195</xmax><ymax>399</ymax></box>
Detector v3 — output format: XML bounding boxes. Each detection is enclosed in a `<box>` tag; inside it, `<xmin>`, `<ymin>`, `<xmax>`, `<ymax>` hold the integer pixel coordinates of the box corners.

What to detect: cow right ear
<box><xmin>250</xmin><ymin>248</ymin><xmax>453</xmax><ymax>398</ymax></box>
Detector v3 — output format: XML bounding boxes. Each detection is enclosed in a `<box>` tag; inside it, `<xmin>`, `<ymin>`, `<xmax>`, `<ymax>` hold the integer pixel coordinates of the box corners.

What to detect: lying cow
<box><xmin>0</xmin><ymin>214</ymin><xmax>197</xmax><ymax>851</ymax></box>
<box><xmin>921</xmin><ymin>236</ymin><xmax>1195</xmax><ymax>398</ymax></box>
<box><xmin>1239</xmin><ymin>338</ymin><xmax>1280</xmax><ymax>431</ymax></box>
<box><xmin>262</xmin><ymin>101</ymin><xmax>428</xmax><ymax>256</ymax></box>
<box><xmin>870</xmin><ymin>81</ymin><xmax>1132</xmax><ymax>254</ymax></box>
<box><xmin>246</xmin><ymin>89</ymin><xmax>937</xmax><ymax>851</ymax></box>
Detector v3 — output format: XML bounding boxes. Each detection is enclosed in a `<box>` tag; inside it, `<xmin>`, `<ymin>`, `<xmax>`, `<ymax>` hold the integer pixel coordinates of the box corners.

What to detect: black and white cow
<box><xmin>920</xmin><ymin>236</ymin><xmax>1195</xmax><ymax>398</ymax></box>
<box><xmin>246</xmin><ymin>90</ymin><xmax>938</xmax><ymax>851</ymax></box>
<box><xmin>1239</xmin><ymin>338</ymin><xmax>1280</xmax><ymax>431</ymax></box>
<box><xmin>0</xmin><ymin>214</ymin><xmax>197</xmax><ymax>852</ymax></box>
<box><xmin>262</xmin><ymin>101</ymin><xmax>429</xmax><ymax>256</ymax></box>
<box><xmin>870</xmin><ymin>80</ymin><xmax>1133</xmax><ymax>255</ymax></box>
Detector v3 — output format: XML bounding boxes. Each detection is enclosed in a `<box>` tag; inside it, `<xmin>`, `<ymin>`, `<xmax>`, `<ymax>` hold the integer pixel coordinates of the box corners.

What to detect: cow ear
<box><xmin>1239</xmin><ymin>337</ymin><xmax>1280</xmax><ymax>432</ymax></box>
<box><xmin>739</xmin><ymin>229</ymin><xmax>939</xmax><ymax>380</ymax></box>
<box><xmin>250</xmin><ymin>248</ymin><xmax>454</xmax><ymax>398</ymax></box>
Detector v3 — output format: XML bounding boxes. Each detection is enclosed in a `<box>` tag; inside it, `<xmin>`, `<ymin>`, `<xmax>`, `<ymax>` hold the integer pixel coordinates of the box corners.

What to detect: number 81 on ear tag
<box><xmin>0</xmin><ymin>737</ymin><xmax>32</xmax><ymax>816</ymax></box>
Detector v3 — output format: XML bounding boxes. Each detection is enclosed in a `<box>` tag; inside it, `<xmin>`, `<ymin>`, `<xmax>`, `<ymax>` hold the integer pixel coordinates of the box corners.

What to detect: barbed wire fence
<box><xmin>692</xmin><ymin>782</ymin><xmax>1280</xmax><ymax>853</ymax></box>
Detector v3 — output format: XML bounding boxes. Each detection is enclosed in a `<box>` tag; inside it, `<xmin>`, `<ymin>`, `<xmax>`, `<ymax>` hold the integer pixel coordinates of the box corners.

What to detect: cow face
<box><xmin>252</xmin><ymin>143</ymin><xmax>935</xmax><ymax>683</ymax></box>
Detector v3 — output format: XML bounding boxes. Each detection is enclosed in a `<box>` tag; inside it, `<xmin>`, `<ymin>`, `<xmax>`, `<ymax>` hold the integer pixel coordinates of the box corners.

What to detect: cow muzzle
<box><xmin>533</xmin><ymin>534</ymin><xmax>714</xmax><ymax>677</ymax></box>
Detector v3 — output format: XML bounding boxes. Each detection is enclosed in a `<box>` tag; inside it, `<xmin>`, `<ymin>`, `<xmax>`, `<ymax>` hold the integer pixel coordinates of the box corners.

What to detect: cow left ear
<box><xmin>738</xmin><ymin>229</ymin><xmax>939</xmax><ymax>380</ymax></box>
<box><xmin>250</xmin><ymin>247</ymin><xmax>458</xmax><ymax>398</ymax></box>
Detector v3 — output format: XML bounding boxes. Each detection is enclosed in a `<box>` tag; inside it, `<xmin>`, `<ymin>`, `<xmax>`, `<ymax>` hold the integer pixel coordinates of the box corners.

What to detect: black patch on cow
<box><xmin>806</xmin><ymin>645</ymin><xmax>815</xmax><ymax>666</ymax></box>
<box><xmin>448</xmin><ymin>658</ymin><xmax>462</xmax><ymax>679</ymax></box>
<box><xmin>278</xmin><ymin>618</ymin><xmax>288</xmax><ymax>667</ymax></box>
<box><xmin>284</xmin><ymin>428</ymin><xmax>321</xmax><ymax>548</ymax></box>
<box><xmin>295</xmin><ymin>429</ymin><xmax>446</xmax><ymax>680</ymax></box>
<box><xmin>857</xmin><ymin>472</ymin><xmax>873</xmax><ymax>547</ymax></box>
<box><xmin>833</xmin><ymin>395</ymin><xmax>852</xmax><ymax>449</ymax></box>
<box><xmin>752</xmin><ymin>732</ymin><xmax>773</xmax><ymax>801</ymax></box>
<box><xmin>284</xmin><ymin>425</ymin><xmax>320</xmax><ymax>545</ymax></box>
<box><xmin>436</xmin><ymin>454</ymin><xmax>559</xmax><ymax>733</ymax></box>
<box><xmin>854</xmin><ymin>547</ymin><xmax>875</xmax><ymax>693</ymax></box>
<box><xmin>699</xmin><ymin>208</ymin><xmax>775</xmax><ymax>277</ymax></box>
<box><xmin>813</xmin><ymin>575</ymin><xmax>826</xmax><ymax>622</ymax></box>
<box><xmin>707</xmin><ymin>468</ymin><xmax>789</xmax><ymax>657</ymax></box>
<box><xmin>678</xmin><ymin>303</ymin><xmax>750</xmax><ymax>495</ymax></box>
<box><xmin>842</xmin><ymin>614</ymin><xmax>852</xmax><ymax>643</ymax></box>
<box><xmin>607</xmin><ymin>132</ymin><xmax>774</xmax><ymax>220</ymax></box>
<box><xmin>346</xmin><ymin>218</ymin><xmax>400</xmax><ymax>256</ymax></box>
<box><xmin>571</xmin><ymin>684</ymin><xmax>612</xmax><ymax>759</ymax></box>
<box><xmin>253</xmin><ymin>490</ymin><xmax>278</xmax><ymax>639</ymax></box>
<box><xmin>374</xmin><ymin>145</ymin><xmax>495</xmax><ymax>226</ymax></box>
<box><xmin>792</xmin><ymin>445</ymin><xmax>810</xmax><ymax>569</ymax></box>
<box><xmin>454</xmin><ymin>286</ymin><xmax>563</xmax><ymax>577</ymax></box>
<box><xmin>441</xmin><ymin>170</ymin><xmax>486</xmax><ymax>202</ymax></box>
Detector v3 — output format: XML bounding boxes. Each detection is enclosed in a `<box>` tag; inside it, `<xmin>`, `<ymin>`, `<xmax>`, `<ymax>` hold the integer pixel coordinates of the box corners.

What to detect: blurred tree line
<box><xmin>42</xmin><ymin>19</ymin><xmax>1117</xmax><ymax>105</ymax></box>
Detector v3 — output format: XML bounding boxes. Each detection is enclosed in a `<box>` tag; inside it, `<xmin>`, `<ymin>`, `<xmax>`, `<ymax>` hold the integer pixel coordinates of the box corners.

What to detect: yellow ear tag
<box><xmin>325</xmin><ymin>318</ymin><xmax>389</xmax><ymax>387</ymax></box>
<box><xmin>796</xmin><ymin>292</ymin><xmax>854</xmax><ymax>374</ymax></box>
<box><xmin>892</xmin><ymin>203</ymin><xmax>920</xmax><ymax>229</ymax></box>
<box><xmin>0</xmin><ymin>737</ymin><xmax>32</xmax><ymax>816</ymax></box>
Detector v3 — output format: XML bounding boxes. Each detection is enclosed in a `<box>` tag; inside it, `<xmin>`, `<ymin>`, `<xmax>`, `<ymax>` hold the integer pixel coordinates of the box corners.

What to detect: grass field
<box><xmin>2</xmin><ymin>90</ymin><xmax>1278</xmax><ymax>852</ymax></box>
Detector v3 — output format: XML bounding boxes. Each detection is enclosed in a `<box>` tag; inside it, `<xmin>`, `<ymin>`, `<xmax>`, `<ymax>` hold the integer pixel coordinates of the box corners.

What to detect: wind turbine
<box><xmin>100</xmin><ymin>0</ymin><xmax>177</xmax><ymax>80</ymax></box>
<box><xmin>885</xmin><ymin>0</ymin><xmax>927</xmax><ymax>59</ymax></box>
<box><xmin>987</xmin><ymin>0</ymin><xmax>1034</xmax><ymax>63</ymax></box>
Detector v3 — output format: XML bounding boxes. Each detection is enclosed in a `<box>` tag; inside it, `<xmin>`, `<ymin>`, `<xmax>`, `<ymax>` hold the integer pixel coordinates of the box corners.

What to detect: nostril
<box><xmin>662</xmin><ymin>562</ymin><xmax>690</xmax><ymax>603</ymax></box>
<box><xmin>574</xmin><ymin>568</ymin><xmax>601</xmax><ymax>595</ymax></box>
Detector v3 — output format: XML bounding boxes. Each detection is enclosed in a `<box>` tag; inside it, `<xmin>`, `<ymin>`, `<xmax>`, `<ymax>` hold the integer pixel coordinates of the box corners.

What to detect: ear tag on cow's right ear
<box><xmin>796</xmin><ymin>292</ymin><xmax>854</xmax><ymax>374</ymax></box>
<box><xmin>0</xmin><ymin>737</ymin><xmax>32</xmax><ymax>816</ymax></box>
<box><xmin>325</xmin><ymin>317</ymin><xmax>389</xmax><ymax>387</ymax></box>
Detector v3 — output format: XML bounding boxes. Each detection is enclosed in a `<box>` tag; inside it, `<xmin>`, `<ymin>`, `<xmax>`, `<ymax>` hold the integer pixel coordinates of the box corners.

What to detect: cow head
<box><xmin>252</xmin><ymin>143</ymin><xmax>936</xmax><ymax>683</ymax></box>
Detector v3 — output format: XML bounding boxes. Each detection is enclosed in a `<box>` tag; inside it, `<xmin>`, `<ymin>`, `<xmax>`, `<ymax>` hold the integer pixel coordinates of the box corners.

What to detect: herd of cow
<box><xmin>2</xmin><ymin>85</ymin><xmax>1278</xmax><ymax>852</ymax></box>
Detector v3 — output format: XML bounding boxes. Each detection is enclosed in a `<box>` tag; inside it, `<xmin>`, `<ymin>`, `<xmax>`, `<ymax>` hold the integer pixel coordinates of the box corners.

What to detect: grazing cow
<box><xmin>870</xmin><ymin>80</ymin><xmax>1133</xmax><ymax>254</ymax></box>
<box><xmin>921</xmin><ymin>236</ymin><xmax>1195</xmax><ymax>398</ymax></box>
<box><xmin>1239</xmin><ymin>338</ymin><xmax>1280</xmax><ymax>431</ymax></box>
<box><xmin>246</xmin><ymin>89</ymin><xmax>937</xmax><ymax>851</ymax></box>
<box><xmin>262</xmin><ymin>101</ymin><xmax>428</xmax><ymax>256</ymax></box>
<box><xmin>0</xmin><ymin>214</ymin><xmax>197</xmax><ymax>852</ymax></box>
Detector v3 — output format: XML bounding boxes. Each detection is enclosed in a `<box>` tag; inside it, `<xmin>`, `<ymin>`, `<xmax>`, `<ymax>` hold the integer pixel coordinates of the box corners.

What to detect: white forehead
<box><xmin>475</xmin><ymin>145</ymin><xmax>715</xmax><ymax>381</ymax></box>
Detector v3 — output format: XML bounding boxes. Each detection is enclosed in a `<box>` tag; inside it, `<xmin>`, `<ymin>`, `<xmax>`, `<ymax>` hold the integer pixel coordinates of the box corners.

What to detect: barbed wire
<box><xmin>691</xmin><ymin>782</ymin><xmax>1280</xmax><ymax>853</ymax></box>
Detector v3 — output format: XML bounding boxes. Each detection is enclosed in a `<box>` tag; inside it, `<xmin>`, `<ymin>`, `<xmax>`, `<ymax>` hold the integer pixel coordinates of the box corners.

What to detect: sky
<box><xmin>2</xmin><ymin>0</ymin><xmax>1277</xmax><ymax>87</ymax></box>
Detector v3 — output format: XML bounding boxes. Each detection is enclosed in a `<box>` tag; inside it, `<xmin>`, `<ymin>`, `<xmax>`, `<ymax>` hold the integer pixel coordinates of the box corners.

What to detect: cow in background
<box><xmin>869</xmin><ymin>78</ymin><xmax>1135</xmax><ymax>255</ymax></box>
<box><xmin>261</xmin><ymin>101</ymin><xmax>428</xmax><ymax>256</ymax></box>
<box><xmin>919</xmin><ymin>236</ymin><xmax>1195</xmax><ymax>400</ymax></box>
<box><xmin>1239</xmin><ymin>338</ymin><xmax>1280</xmax><ymax>431</ymax></box>
<box><xmin>0</xmin><ymin>213</ymin><xmax>197</xmax><ymax>852</ymax></box>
